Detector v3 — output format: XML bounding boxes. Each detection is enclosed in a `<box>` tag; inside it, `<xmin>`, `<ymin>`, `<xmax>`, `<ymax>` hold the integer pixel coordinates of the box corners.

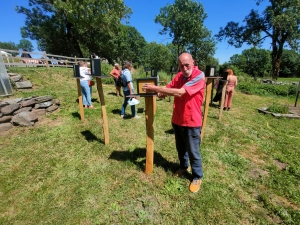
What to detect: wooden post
<box><xmin>210</xmin><ymin>79</ymin><xmax>215</xmax><ymax>105</ymax></box>
<box><xmin>201</xmin><ymin>77</ymin><xmax>213</xmax><ymax>141</ymax></box>
<box><xmin>76</xmin><ymin>79</ymin><xmax>84</xmax><ymax>121</ymax></box>
<box><xmin>145</xmin><ymin>96</ymin><xmax>154</xmax><ymax>174</ymax></box>
<box><xmin>43</xmin><ymin>51</ymin><xmax>49</xmax><ymax>69</ymax></box>
<box><xmin>153</xmin><ymin>96</ymin><xmax>156</xmax><ymax>114</ymax></box>
<box><xmin>218</xmin><ymin>81</ymin><xmax>227</xmax><ymax>120</ymax></box>
<box><xmin>96</xmin><ymin>77</ymin><xmax>109</xmax><ymax>145</ymax></box>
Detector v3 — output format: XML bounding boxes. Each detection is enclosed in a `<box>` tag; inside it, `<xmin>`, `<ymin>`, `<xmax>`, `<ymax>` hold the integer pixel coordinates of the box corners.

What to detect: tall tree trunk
<box><xmin>66</xmin><ymin>22</ymin><xmax>83</xmax><ymax>58</ymax></box>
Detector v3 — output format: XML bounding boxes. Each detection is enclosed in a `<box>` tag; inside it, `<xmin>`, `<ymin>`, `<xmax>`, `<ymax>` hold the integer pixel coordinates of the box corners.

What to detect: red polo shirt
<box><xmin>166</xmin><ymin>66</ymin><xmax>205</xmax><ymax>127</ymax></box>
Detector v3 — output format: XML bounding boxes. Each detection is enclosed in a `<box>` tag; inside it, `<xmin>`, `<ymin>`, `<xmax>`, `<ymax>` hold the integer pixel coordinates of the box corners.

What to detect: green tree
<box><xmin>215</xmin><ymin>0</ymin><xmax>300</xmax><ymax>80</ymax></box>
<box><xmin>229</xmin><ymin>48</ymin><xmax>272</xmax><ymax>79</ymax></box>
<box><xmin>280</xmin><ymin>49</ymin><xmax>300</xmax><ymax>77</ymax></box>
<box><xmin>18</xmin><ymin>39</ymin><xmax>34</xmax><ymax>52</ymax></box>
<box><xmin>166</xmin><ymin>43</ymin><xmax>179</xmax><ymax>73</ymax></box>
<box><xmin>109</xmin><ymin>25</ymin><xmax>147</xmax><ymax>66</ymax></box>
<box><xmin>0</xmin><ymin>41</ymin><xmax>19</xmax><ymax>56</ymax></box>
<box><xmin>16</xmin><ymin>0</ymin><xmax>131</xmax><ymax>57</ymax></box>
<box><xmin>0</xmin><ymin>41</ymin><xmax>18</xmax><ymax>51</ymax></box>
<box><xmin>143</xmin><ymin>42</ymin><xmax>172</xmax><ymax>72</ymax></box>
<box><xmin>155</xmin><ymin>0</ymin><xmax>216</xmax><ymax>61</ymax></box>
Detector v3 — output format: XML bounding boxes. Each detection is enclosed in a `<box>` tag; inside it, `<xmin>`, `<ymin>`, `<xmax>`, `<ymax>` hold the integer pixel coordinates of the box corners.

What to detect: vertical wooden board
<box><xmin>145</xmin><ymin>96</ymin><xmax>154</xmax><ymax>174</ymax></box>
<box><xmin>77</xmin><ymin>79</ymin><xmax>84</xmax><ymax>121</ymax></box>
<box><xmin>219</xmin><ymin>81</ymin><xmax>227</xmax><ymax>120</ymax></box>
<box><xmin>201</xmin><ymin>78</ymin><xmax>213</xmax><ymax>140</ymax></box>
<box><xmin>96</xmin><ymin>77</ymin><xmax>109</xmax><ymax>145</ymax></box>
<box><xmin>101</xmin><ymin>105</ymin><xmax>109</xmax><ymax>145</ymax></box>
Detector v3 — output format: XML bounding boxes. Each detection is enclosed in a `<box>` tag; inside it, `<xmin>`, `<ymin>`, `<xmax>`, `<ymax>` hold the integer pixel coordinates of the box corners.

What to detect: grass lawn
<box><xmin>1</xmin><ymin>67</ymin><xmax>299</xmax><ymax>224</ymax></box>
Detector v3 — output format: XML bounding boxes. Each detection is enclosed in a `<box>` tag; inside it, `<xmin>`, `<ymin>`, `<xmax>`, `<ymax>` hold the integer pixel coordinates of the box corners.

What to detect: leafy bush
<box><xmin>237</xmin><ymin>77</ymin><xmax>298</xmax><ymax>97</ymax></box>
<box><xmin>100</xmin><ymin>63</ymin><xmax>114</xmax><ymax>85</ymax></box>
<box><xmin>267</xmin><ymin>103</ymin><xmax>289</xmax><ymax>114</ymax></box>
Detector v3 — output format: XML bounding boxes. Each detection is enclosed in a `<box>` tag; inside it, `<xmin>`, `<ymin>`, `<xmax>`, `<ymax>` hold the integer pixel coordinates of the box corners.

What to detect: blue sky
<box><xmin>0</xmin><ymin>0</ymin><xmax>270</xmax><ymax>63</ymax></box>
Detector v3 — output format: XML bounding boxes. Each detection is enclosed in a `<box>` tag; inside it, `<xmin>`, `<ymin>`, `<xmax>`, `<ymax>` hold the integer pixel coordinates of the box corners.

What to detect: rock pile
<box><xmin>0</xmin><ymin>95</ymin><xmax>60</xmax><ymax>132</ymax></box>
<box><xmin>8</xmin><ymin>72</ymin><xmax>33</xmax><ymax>89</ymax></box>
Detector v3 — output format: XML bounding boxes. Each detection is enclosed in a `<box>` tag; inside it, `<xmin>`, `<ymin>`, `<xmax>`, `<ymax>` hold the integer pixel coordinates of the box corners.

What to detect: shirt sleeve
<box><xmin>183</xmin><ymin>72</ymin><xmax>206</xmax><ymax>96</ymax></box>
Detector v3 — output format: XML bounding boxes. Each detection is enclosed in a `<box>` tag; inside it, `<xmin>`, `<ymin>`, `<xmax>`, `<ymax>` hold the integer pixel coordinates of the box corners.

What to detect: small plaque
<box><xmin>205</xmin><ymin>65</ymin><xmax>216</xmax><ymax>77</ymax></box>
<box><xmin>136</xmin><ymin>78</ymin><xmax>158</xmax><ymax>96</ymax></box>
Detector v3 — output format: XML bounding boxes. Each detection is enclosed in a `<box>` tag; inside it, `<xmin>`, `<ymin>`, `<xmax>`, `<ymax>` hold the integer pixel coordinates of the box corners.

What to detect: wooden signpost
<box><xmin>73</xmin><ymin>64</ymin><xmax>85</xmax><ymax>121</ymax></box>
<box><xmin>218</xmin><ymin>80</ymin><xmax>228</xmax><ymax>120</ymax></box>
<box><xmin>91</xmin><ymin>59</ymin><xmax>110</xmax><ymax>145</ymax></box>
<box><xmin>130</xmin><ymin>77</ymin><xmax>158</xmax><ymax>174</ymax></box>
<box><xmin>73</xmin><ymin>59</ymin><xmax>110</xmax><ymax>145</ymax></box>
<box><xmin>201</xmin><ymin>65</ymin><xmax>220</xmax><ymax>140</ymax></box>
<box><xmin>145</xmin><ymin>96</ymin><xmax>155</xmax><ymax>174</ymax></box>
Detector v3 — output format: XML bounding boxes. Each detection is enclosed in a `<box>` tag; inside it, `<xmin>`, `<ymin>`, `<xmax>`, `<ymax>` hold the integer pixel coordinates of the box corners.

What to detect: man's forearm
<box><xmin>155</xmin><ymin>86</ymin><xmax>185</xmax><ymax>97</ymax></box>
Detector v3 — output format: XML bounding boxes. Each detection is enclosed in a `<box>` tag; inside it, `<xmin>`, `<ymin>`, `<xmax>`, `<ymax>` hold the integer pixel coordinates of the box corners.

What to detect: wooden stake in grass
<box><xmin>96</xmin><ymin>77</ymin><xmax>109</xmax><ymax>145</ymax></box>
<box><xmin>73</xmin><ymin>64</ymin><xmax>85</xmax><ymax>121</ymax></box>
<box><xmin>76</xmin><ymin>79</ymin><xmax>85</xmax><ymax>121</ymax></box>
<box><xmin>201</xmin><ymin>77</ymin><xmax>213</xmax><ymax>140</ymax></box>
<box><xmin>145</xmin><ymin>96</ymin><xmax>154</xmax><ymax>174</ymax></box>
<box><xmin>219</xmin><ymin>80</ymin><xmax>228</xmax><ymax>120</ymax></box>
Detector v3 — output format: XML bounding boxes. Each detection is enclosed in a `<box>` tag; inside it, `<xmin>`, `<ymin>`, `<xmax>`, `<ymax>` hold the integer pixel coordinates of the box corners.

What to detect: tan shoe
<box><xmin>189</xmin><ymin>179</ymin><xmax>202</xmax><ymax>193</ymax></box>
<box><xmin>174</xmin><ymin>166</ymin><xmax>191</xmax><ymax>177</ymax></box>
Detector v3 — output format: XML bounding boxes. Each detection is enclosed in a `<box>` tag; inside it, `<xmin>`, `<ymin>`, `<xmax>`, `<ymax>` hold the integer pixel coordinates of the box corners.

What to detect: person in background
<box><xmin>223</xmin><ymin>69</ymin><xmax>237</xmax><ymax>111</ymax></box>
<box><xmin>120</xmin><ymin>61</ymin><xmax>140</xmax><ymax>119</ymax></box>
<box><xmin>51</xmin><ymin>57</ymin><xmax>58</xmax><ymax>65</ymax></box>
<box><xmin>142</xmin><ymin>53</ymin><xmax>205</xmax><ymax>193</ymax></box>
<box><xmin>79</xmin><ymin>61</ymin><xmax>95</xmax><ymax>109</ymax></box>
<box><xmin>110</xmin><ymin>63</ymin><xmax>122</xmax><ymax>97</ymax></box>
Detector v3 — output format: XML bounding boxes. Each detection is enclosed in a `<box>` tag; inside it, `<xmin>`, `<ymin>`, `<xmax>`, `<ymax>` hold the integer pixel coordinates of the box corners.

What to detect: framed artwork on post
<box><xmin>205</xmin><ymin>65</ymin><xmax>216</xmax><ymax>77</ymax></box>
<box><xmin>136</xmin><ymin>78</ymin><xmax>158</xmax><ymax>96</ymax></box>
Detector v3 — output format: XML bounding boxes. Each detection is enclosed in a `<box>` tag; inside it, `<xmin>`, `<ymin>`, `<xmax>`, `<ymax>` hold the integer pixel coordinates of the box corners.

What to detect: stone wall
<box><xmin>0</xmin><ymin>95</ymin><xmax>60</xmax><ymax>132</ymax></box>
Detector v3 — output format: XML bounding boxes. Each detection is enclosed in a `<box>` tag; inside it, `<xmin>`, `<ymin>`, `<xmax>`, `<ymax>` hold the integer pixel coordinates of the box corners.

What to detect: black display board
<box><xmin>90</xmin><ymin>59</ymin><xmax>101</xmax><ymax>76</ymax></box>
<box><xmin>151</xmin><ymin>69</ymin><xmax>158</xmax><ymax>77</ymax></box>
<box><xmin>73</xmin><ymin>64</ymin><xmax>81</xmax><ymax>78</ymax></box>
<box><xmin>205</xmin><ymin>65</ymin><xmax>216</xmax><ymax>77</ymax></box>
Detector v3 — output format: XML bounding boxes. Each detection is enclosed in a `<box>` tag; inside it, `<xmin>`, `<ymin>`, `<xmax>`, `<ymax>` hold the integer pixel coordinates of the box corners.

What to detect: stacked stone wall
<box><xmin>0</xmin><ymin>95</ymin><xmax>60</xmax><ymax>132</ymax></box>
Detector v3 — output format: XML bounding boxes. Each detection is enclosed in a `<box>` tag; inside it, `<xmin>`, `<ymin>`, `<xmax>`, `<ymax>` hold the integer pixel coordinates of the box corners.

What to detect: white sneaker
<box><xmin>128</xmin><ymin>98</ymin><xmax>140</xmax><ymax>106</ymax></box>
<box><xmin>133</xmin><ymin>115</ymin><xmax>141</xmax><ymax>119</ymax></box>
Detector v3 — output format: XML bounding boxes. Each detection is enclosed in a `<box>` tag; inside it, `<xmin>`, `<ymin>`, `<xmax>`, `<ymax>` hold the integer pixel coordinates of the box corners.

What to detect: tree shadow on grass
<box><xmin>109</xmin><ymin>147</ymin><xmax>178</xmax><ymax>173</ymax></box>
<box><xmin>81</xmin><ymin>130</ymin><xmax>104</xmax><ymax>144</ymax></box>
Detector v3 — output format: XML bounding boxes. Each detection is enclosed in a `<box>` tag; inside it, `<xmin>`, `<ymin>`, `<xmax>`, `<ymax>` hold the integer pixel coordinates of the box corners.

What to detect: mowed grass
<box><xmin>0</xmin><ymin>67</ymin><xmax>299</xmax><ymax>224</ymax></box>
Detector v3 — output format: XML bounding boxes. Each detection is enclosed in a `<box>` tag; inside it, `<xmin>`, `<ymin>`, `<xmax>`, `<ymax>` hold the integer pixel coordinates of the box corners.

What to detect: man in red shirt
<box><xmin>143</xmin><ymin>53</ymin><xmax>205</xmax><ymax>193</ymax></box>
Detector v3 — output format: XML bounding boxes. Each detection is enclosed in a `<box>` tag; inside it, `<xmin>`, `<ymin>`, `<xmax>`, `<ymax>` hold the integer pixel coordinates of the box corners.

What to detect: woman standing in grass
<box><xmin>120</xmin><ymin>61</ymin><xmax>140</xmax><ymax>119</ymax></box>
<box><xmin>79</xmin><ymin>61</ymin><xmax>95</xmax><ymax>109</ymax></box>
<box><xmin>110</xmin><ymin>63</ymin><xmax>122</xmax><ymax>97</ymax></box>
<box><xmin>224</xmin><ymin>69</ymin><xmax>237</xmax><ymax>111</ymax></box>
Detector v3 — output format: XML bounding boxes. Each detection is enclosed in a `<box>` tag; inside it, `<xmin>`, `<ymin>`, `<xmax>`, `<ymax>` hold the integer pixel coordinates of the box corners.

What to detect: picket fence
<box><xmin>0</xmin><ymin>49</ymin><xmax>106</xmax><ymax>68</ymax></box>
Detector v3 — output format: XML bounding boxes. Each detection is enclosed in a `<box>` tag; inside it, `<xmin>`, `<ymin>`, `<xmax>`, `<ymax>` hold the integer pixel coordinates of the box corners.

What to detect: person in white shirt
<box><xmin>79</xmin><ymin>61</ymin><xmax>94</xmax><ymax>109</ymax></box>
